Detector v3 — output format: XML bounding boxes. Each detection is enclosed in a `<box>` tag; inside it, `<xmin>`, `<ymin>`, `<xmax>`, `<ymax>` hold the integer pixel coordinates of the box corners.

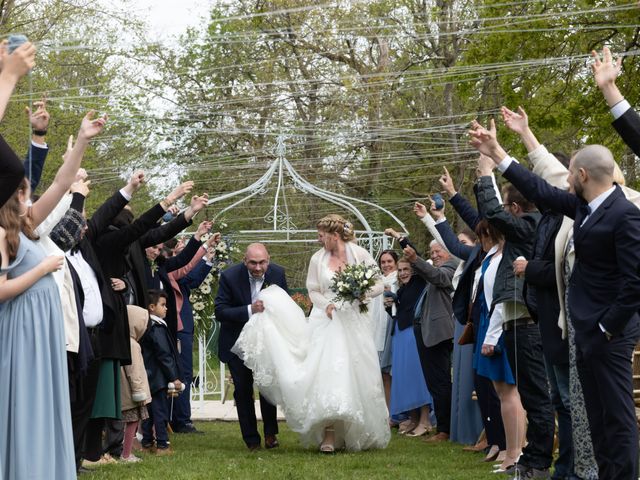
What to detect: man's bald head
<box><xmin>572</xmin><ymin>145</ymin><xmax>615</xmax><ymax>183</ymax></box>
<box><xmin>244</xmin><ymin>243</ymin><xmax>270</xmax><ymax>278</ymax></box>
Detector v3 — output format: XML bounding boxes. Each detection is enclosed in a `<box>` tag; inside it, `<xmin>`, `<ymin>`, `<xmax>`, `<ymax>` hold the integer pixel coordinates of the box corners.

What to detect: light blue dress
<box><xmin>0</xmin><ymin>234</ymin><xmax>76</xmax><ymax>479</ymax></box>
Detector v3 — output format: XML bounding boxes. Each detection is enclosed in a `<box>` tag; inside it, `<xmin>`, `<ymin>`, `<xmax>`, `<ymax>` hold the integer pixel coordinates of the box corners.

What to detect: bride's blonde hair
<box><xmin>316</xmin><ymin>214</ymin><xmax>355</xmax><ymax>242</ymax></box>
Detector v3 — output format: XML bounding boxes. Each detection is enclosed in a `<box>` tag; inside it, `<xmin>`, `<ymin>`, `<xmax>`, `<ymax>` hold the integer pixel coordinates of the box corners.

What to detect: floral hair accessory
<box><xmin>343</xmin><ymin>221</ymin><xmax>352</xmax><ymax>233</ymax></box>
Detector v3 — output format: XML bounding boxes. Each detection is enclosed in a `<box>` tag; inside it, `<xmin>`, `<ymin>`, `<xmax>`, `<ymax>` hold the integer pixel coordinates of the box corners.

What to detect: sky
<box><xmin>119</xmin><ymin>0</ymin><xmax>214</xmax><ymax>40</ymax></box>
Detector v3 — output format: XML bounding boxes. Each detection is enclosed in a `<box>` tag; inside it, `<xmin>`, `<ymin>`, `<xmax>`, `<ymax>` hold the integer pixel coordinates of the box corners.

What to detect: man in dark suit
<box><xmin>592</xmin><ymin>47</ymin><xmax>640</xmax><ymax>157</ymax></box>
<box><xmin>215</xmin><ymin>243</ymin><xmax>288</xmax><ymax>451</ymax></box>
<box><xmin>470</xmin><ymin>120</ymin><xmax>640</xmax><ymax>480</ymax></box>
<box><xmin>403</xmin><ymin>242</ymin><xmax>458</xmax><ymax>442</ymax></box>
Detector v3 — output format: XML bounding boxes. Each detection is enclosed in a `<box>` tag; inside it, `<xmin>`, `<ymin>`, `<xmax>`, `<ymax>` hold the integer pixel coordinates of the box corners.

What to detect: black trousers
<box><xmin>69</xmin><ymin>355</ymin><xmax>100</xmax><ymax>468</ymax></box>
<box><xmin>577</xmin><ymin>331</ymin><xmax>639</xmax><ymax>480</ymax></box>
<box><xmin>503</xmin><ymin>323</ymin><xmax>554</xmax><ymax>470</ymax></box>
<box><xmin>226</xmin><ymin>355</ymin><xmax>278</xmax><ymax>447</ymax></box>
<box><xmin>414</xmin><ymin>330</ymin><xmax>453</xmax><ymax>434</ymax></box>
<box><xmin>474</xmin><ymin>371</ymin><xmax>506</xmax><ymax>450</ymax></box>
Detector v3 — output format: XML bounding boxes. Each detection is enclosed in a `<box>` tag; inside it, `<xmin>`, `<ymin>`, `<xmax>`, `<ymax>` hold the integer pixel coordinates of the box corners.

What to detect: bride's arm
<box><xmin>306</xmin><ymin>252</ymin><xmax>330</xmax><ymax>310</ymax></box>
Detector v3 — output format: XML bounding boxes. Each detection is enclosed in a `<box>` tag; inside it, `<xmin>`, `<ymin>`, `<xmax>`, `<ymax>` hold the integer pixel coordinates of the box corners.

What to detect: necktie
<box><xmin>579</xmin><ymin>204</ymin><xmax>592</xmax><ymax>227</ymax></box>
<box><xmin>250</xmin><ymin>277</ymin><xmax>259</xmax><ymax>302</ymax></box>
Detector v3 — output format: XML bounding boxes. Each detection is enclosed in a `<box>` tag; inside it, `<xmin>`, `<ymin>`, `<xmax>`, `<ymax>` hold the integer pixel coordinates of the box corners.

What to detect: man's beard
<box><xmin>573</xmin><ymin>178</ymin><xmax>585</xmax><ymax>200</ymax></box>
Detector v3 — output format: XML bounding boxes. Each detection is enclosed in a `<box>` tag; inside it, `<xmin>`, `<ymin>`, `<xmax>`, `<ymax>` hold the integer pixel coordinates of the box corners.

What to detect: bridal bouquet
<box><xmin>330</xmin><ymin>262</ymin><xmax>381</xmax><ymax>313</ymax></box>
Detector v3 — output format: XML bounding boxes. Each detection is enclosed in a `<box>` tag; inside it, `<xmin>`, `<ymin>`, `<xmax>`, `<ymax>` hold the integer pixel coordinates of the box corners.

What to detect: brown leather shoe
<box><xmin>247</xmin><ymin>443</ymin><xmax>261</xmax><ymax>452</ymax></box>
<box><xmin>155</xmin><ymin>447</ymin><xmax>173</xmax><ymax>456</ymax></box>
<box><xmin>423</xmin><ymin>432</ymin><xmax>449</xmax><ymax>443</ymax></box>
<box><xmin>265</xmin><ymin>435</ymin><xmax>280</xmax><ymax>449</ymax></box>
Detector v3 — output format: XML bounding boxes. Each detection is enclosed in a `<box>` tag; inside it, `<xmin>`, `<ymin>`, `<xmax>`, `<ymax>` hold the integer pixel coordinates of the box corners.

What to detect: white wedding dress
<box><xmin>232</xmin><ymin>245</ymin><xmax>390</xmax><ymax>451</ymax></box>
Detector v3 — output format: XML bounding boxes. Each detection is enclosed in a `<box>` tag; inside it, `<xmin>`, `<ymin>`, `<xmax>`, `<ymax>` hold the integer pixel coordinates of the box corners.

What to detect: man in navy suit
<box><xmin>470</xmin><ymin>120</ymin><xmax>640</xmax><ymax>480</ymax></box>
<box><xmin>214</xmin><ymin>243</ymin><xmax>288</xmax><ymax>451</ymax></box>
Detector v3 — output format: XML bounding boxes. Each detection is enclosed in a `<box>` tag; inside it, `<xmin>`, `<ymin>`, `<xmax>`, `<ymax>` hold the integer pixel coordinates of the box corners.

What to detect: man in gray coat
<box><xmin>404</xmin><ymin>242</ymin><xmax>459</xmax><ymax>442</ymax></box>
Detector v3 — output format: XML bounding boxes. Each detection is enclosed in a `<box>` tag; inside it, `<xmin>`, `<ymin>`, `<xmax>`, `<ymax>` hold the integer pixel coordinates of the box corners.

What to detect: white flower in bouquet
<box><xmin>193</xmin><ymin>301</ymin><xmax>205</xmax><ymax>311</ymax></box>
<box><xmin>329</xmin><ymin>262</ymin><xmax>382</xmax><ymax>314</ymax></box>
<box><xmin>200</xmin><ymin>284</ymin><xmax>212</xmax><ymax>294</ymax></box>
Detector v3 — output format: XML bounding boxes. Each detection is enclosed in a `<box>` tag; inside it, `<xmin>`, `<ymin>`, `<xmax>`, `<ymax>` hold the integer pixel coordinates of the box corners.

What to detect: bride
<box><xmin>232</xmin><ymin>214</ymin><xmax>390</xmax><ymax>452</ymax></box>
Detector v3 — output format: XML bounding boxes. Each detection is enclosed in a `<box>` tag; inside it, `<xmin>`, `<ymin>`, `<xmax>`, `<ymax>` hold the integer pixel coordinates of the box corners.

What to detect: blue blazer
<box><xmin>215</xmin><ymin>262</ymin><xmax>288</xmax><ymax>362</ymax></box>
<box><xmin>502</xmin><ymin>161</ymin><xmax>640</xmax><ymax>350</ymax></box>
<box><xmin>178</xmin><ymin>259</ymin><xmax>213</xmax><ymax>335</ymax></box>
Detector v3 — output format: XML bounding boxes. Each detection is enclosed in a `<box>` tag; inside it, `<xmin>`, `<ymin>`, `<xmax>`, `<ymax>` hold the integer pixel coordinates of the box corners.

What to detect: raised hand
<box><xmin>591</xmin><ymin>47</ymin><xmax>624</xmax><ymax>107</ymax></box>
<box><xmin>61</xmin><ymin>135</ymin><xmax>74</xmax><ymax>164</ymax></box>
<box><xmin>191</xmin><ymin>193</ymin><xmax>209</xmax><ymax>213</ymax></box>
<box><xmin>1</xmin><ymin>41</ymin><xmax>36</xmax><ymax>80</ymax></box>
<box><xmin>477</xmin><ymin>154</ymin><xmax>496</xmax><ymax>177</ymax></box>
<box><xmin>122</xmin><ymin>170</ymin><xmax>145</xmax><ymax>197</ymax></box>
<box><xmin>501</xmin><ymin>106</ymin><xmax>529</xmax><ymax>136</ymax></box>
<box><xmin>413</xmin><ymin>202</ymin><xmax>428</xmax><ymax>219</ymax></box>
<box><xmin>26</xmin><ymin>96</ymin><xmax>50</xmax><ymax>133</ymax></box>
<box><xmin>384</xmin><ymin>227</ymin><xmax>401</xmax><ymax>239</ymax></box>
<box><xmin>591</xmin><ymin>47</ymin><xmax>621</xmax><ymax>90</ymax></box>
<box><xmin>402</xmin><ymin>245</ymin><xmax>417</xmax><ymax>263</ymax></box>
<box><xmin>70</xmin><ymin>179</ymin><xmax>91</xmax><ymax>197</ymax></box>
<box><xmin>77</xmin><ymin>110</ymin><xmax>107</xmax><ymax>142</ymax></box>
<box><xmin>439</xmin><ymin>166</ymin><xmax>456</xmax><ymax>197</ymax></box>
<box><xmin>195</xmin><ymin>220</ymin><xmax>213</xmax><ymax>240</ymax></box>
<box><xmin>468</xmin><ymin>119</ymin><xmax>507</xmax><ymax>163</ymax></box>
<box><xmin>206</xmin><ymin>232</ymin><xmax>221</xmax><ymax>247</ymax></box>
<box><xmin>130</xmin><ymin>170</ymin><xmax>145</xmax><ymax>191</ymax></box>
<box><xmin>427</xmin><ymin>196</ymin><xmax>445</xmax><ymax>221</ymax></box>
<box><xmin>75</xmin><ymin>168</ymin><xmax>88</xmax><ymax>182</ymax></box>
<box><xmin>167</xmin><ymin>180</ymin><xmax>194</xmax><ymax>205</ymax></box>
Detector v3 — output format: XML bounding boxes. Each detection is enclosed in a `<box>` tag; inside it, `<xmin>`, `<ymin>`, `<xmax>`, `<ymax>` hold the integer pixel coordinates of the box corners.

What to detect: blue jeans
<box><xmin>546</xmin><ymin>361</ymin><xmax>575</xmax><ymax>479</ymax></box>
<box><xmin>142</xmin><ymin>390</ymin><xmax>170</xmax><ymax>448</ymax></box>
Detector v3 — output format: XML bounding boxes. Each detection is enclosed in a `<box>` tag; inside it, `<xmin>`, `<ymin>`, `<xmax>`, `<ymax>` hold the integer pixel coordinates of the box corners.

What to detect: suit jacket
<box><xmin>144</xmin><ymin>236</ymin><xmax>203</xmax><ymax>340</ymax></box>
<box><xmin>80</xmin><ymin>189</ymin><xmax>132</xmax><ymax>363</ymax></box>
<box><xmin>0</xmin><ymin>134</ymin><xmax>24</xmax><ymax>209</ymax></box>
<box><xmin>523</xmin><ymin>210</ymin><xmax>568</xmax><ymax>365</ymax></box>
<box><xmin>178</xmin><ymin>259</ymin><xmax>213</xmax><ymax>335</ymax></box>
<box><xmin>140</xmin><ymin>319</ymin><xmax>181</xmax><ymax>395</ymax></box>
<box><xmin>502</xmin><ymin>161</ymin><xmax>640</xmax><ymax>349</ymax></box>
<box><xmin>412</xmin><ymin>256</ymin><xmax>459</xmax><ymax>347</ymax></box>
<box><xmin>435</xmin><ymin>219</ymin><xmax>483</xmax><ymax>327</ymax></box>
<box><xmin>215</xmin><ymin>262</ymin><xmax>288</xmax><ymax>362</ymax></box>
<box><xmin>127</xmin><ymin>212</ymin><xmax>192</xmax><ymax>309</ymax></box>
<box><xmin>23</xmin><ymin>141</ymin><xmax>48</xmax><ymax>193</ymax></box>
<box><xmin>612</xmin><ymin>107</ymin><xmax>640</xmax><ymax>157</ymax></box>
<box><xmin>476</xmin><ymin>175</ymin><xmax>541</xmax><ymax>307</ymax></box>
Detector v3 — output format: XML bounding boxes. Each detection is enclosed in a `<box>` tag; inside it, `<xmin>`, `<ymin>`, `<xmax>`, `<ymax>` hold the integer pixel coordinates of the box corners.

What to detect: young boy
<box><xmin>140</xmin><ymin>290</ymin><xmax>183</xmax><ymax>454</ymax></box>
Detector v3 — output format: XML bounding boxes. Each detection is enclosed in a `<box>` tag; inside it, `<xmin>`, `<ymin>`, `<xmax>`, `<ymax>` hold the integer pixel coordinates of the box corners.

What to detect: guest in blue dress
<box><xmin>389</xmin><ymin>258</ymin><xmax>433</xmax><ymax>437</ymax></box>
<box><xmin>474</xmin><ymin>221</ymin><xmax>526</xmax><ymax>472</ymax></box>
<box><xmin>0</xmin><ymin>111</ymin><xmax>105</xmax><ymax>479</ymax></box>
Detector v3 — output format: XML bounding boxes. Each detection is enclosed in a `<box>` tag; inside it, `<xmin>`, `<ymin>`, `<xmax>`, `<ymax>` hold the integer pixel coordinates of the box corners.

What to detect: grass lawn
<box><xmin>85</xmin><ymin>421</ymin><xmax>501</xmax><ymax>480</ymax></box>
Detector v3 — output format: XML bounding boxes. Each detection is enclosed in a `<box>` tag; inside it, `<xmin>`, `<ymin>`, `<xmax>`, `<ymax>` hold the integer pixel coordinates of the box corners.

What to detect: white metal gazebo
<box><xmin>192</xmin><ymin>137</ymin><xmax>409</xmax><ymax>405</ymax></box>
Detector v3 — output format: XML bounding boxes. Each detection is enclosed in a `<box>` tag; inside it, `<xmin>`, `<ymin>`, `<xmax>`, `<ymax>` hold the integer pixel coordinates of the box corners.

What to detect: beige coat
<box><xmin>120</xmin><ymin>305</ymin><xmax>152</xmax><ymax>411</ymax></box>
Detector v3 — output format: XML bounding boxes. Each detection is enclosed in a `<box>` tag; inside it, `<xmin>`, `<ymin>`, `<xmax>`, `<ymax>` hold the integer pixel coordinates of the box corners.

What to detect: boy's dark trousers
<box><xmin>142</xmin><ymin>389</ymin><xmax>170</xmax><ymax>448</ymax></box>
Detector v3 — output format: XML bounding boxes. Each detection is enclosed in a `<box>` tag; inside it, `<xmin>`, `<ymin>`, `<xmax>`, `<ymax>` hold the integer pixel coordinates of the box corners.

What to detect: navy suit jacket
<box><xmin>612</xmin><ymin>107</ymin><xmax>640</xmax><ymax>157</ymax></box>
<box><xmin>178</xmin><ymin>259</ymin><xmax>213</xmax><ymax>334</ymax></box>
<box><xmin>502</xmin><ymin>161</ymin><xmax>640</xmax><ymax>350</ymax></box>
<box><xmin>215</xmin><ymin>262</ymin><xmax>288</xmax><ymax>362</ymax></box>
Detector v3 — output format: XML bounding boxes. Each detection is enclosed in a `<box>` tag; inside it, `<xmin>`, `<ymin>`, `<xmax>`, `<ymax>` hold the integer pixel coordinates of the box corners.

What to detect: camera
<box><xmin>7</xmin><ymin>34</ymin><xmax>27</xmax><ymax>54</ymax></box>
<box><xmin>432</xmin><ymin>193</ymin><xmax>445</xmax><ymax>210</ymax></box>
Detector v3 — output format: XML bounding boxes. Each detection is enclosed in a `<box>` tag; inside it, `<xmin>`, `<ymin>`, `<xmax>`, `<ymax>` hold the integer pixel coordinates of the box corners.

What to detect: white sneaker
<box><xmin>120</xmin><ymin>454</ymin><xmax>142</xmax><ymax>463</ymax></box>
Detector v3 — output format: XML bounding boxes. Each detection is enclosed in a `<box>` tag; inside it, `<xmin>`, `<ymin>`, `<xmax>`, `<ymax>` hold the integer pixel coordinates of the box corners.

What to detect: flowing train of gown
<box><xmin>232</xmin><ymin>281</ymin><xmax>391</xmax><ymax>451</ymax></box>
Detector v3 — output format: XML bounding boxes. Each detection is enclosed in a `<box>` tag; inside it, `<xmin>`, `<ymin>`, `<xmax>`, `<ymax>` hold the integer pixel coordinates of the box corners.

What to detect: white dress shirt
<box><xmin>66</xmin><ymin>250</ymin><xmax>104</xmax><ymax>328</ymax></box>
<box><xmin>247</xmin><ymin>275</ymin><xmax>265</xmax><ymax>317</ymax></box>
